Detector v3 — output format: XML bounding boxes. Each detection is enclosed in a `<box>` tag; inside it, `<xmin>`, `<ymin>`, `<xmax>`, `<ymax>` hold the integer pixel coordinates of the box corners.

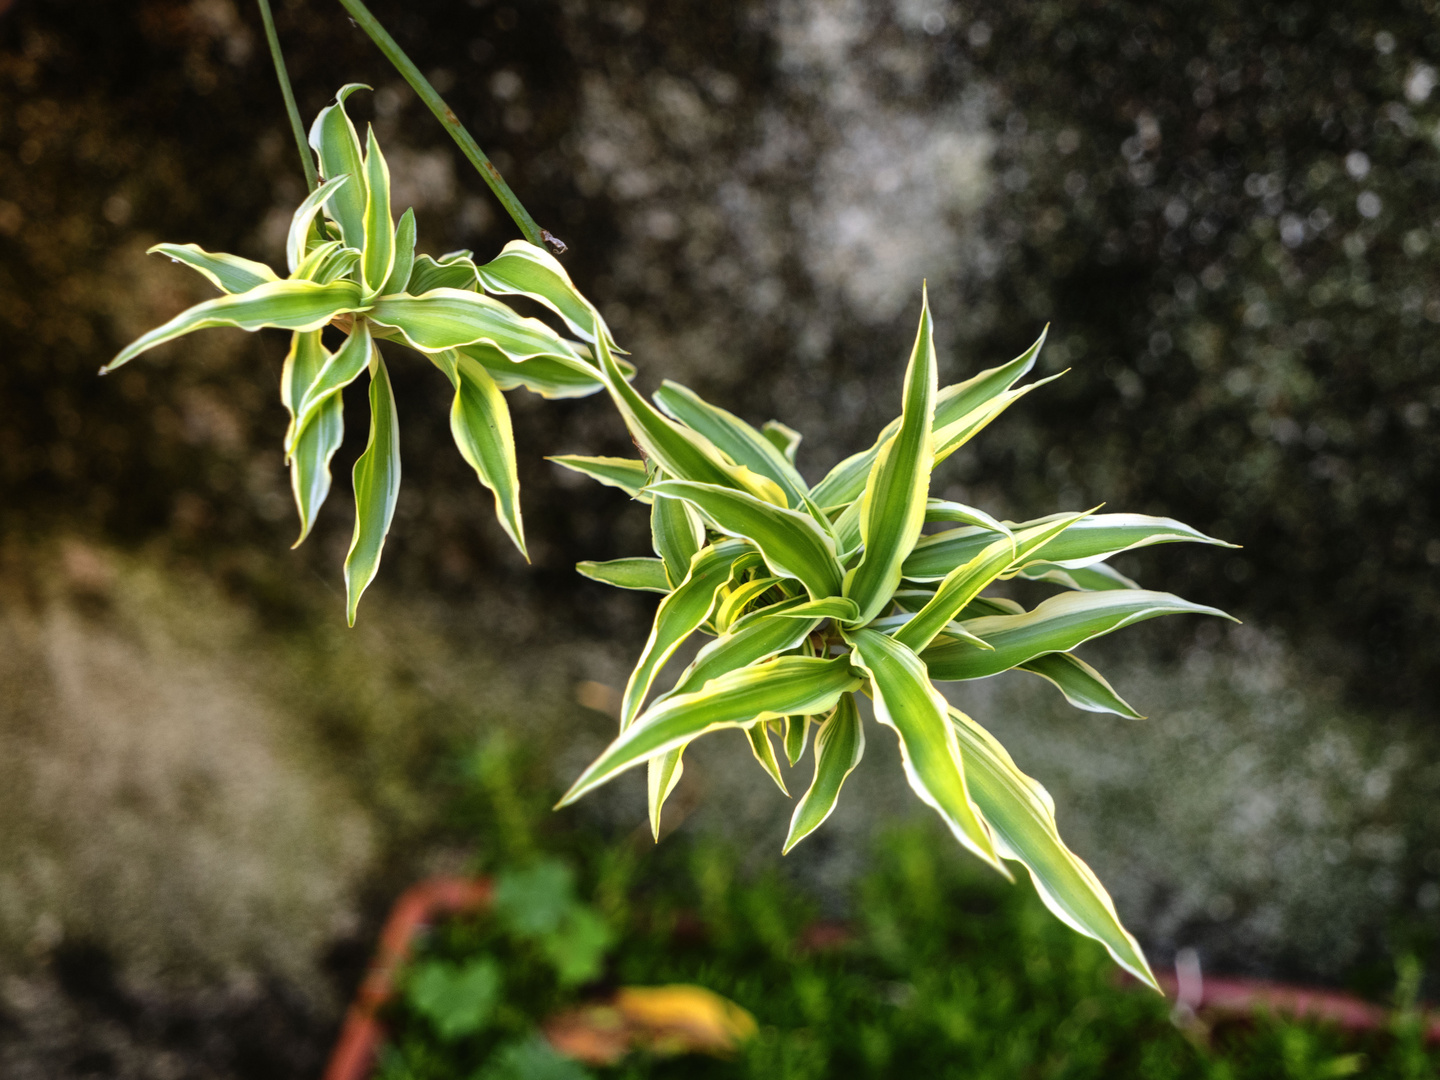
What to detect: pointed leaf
<box><xmin>433</xmin><ymin>350</ymin><xmax>526</xmax><ymax>557</ymax></box>
<box><xmin>783</xmin><ymin>694</ymin><xmax>864</xmax><ymax>853</ymax></box>
<box><xmin>922</xmin><ymin>589</ymin><xmax>1235</xmax><ymax>681</ymax></box>
<box><xmin>745</xmin><ymin>722</ymin><xmax>789</xmax><ymax>795</ymax></box>
<box><xmin>783</xmin><ymin>715</ymin><xmax>810</xmax><ymax>766</ymax></box>
<box><xmin>594</xmin><ymin>335</ymin><xmax>781</xmax><ymax>502</ymax></box>
<box><xmin>651</xmin><ymin>492</ymin><xmax>706</xmax><ymax>588</ymax></box>
<box><xmin>949</xmin><ymin>705</ymin><xmax>1158</xmax><ymax>988</ymax></box>
<box><xmin>647</xmin><ymin>749</ymin><xmax>685</xmax><ymax>840</ymax></box>
<box><xmin>648</xmin><ymin>480</ymin><xmax>843</xmax><ymax>601</ymax></box>
<box><xmin>622</xmin><ymin>540</ymin><xmax>750</xmax><ymax>727</ymax></box>
<box><xmin>295</xmin><ymin>239</ymin><xmax>344</xmax><ymax>282</ymax></box>
<box><xmin>653</xmin><ymin>381</ymin><xmax>813</xmax><ymax>512</ymax></box>
<box><xmin>904</xmin><ymin>525</ymin><xmax>1012</xmax><ymax>582</ymax></box>
<box><xmin>290</xmin><ymin>317</ymin><xmax>373</xmax><ymax>454</ymax></box>
<box><xmin>287</xmin><ymin>174</ymin><xmax>352</xmax><ymax>274</ymax></box>
<box><xmin>1018</xmin><ymin>652</ymin><xmax>1144</xmax><ymax>718</ymax></box>
<box><xmin>846</xmin><ymin>628</ymin><xmax>1003</xmax><ymax>871</ymax></box>
<box><xmin>360</xmin><ymin>125</ymin><xmax>395</xmax><ymax>296</ymax></box>
<box><xmin>715</xmin><ymin>576</ymin><xmax>781</xmax><ymax>632</ymax></box>
<box><xmin>103</xmin><ymin>279</ymin><xmax>366</xmax><ymax>373</ymax></box>
<box><xmin>308</xmin><ymin>243</ymin><xmax>362</xmax><ymax>285</ymax></box>
<box><xmin>557</xmin><ymin>655</ymin><xmax>862</xmax><ymax>806</ymax></box>
<box><xmin>369</xmin><ymin>289</ymin><xmax>584</xmax><ymax>360</ymax></box>
<box><xmin>461</xmin><ymin>341</ymin><xmax>612</xmax><ymax>400</ymax></box>
<box><xmin>762</xmin><ymin>420</ymin><xmax>802</xmax><ymax>464</ymax></box>
<box><xmin>380</xmin><ymin>208</ymin><xmax>417</xmax><ymax>296</ymax></box>
<box><xmin>1017</xmin><ymin>561</ymin><xmax>1139</xmax><ymax>592</ymax></box>
<box><xmin>1016</xmin><ymin>512</ymin><xmax>1235</xmax><ymax>570</ymax></box>
<box><xmin>767</xmin><ymin>596</ymin><xmax>859</xmax><ymax>621</ymax></box>
<box><xmin>407</xmin><ymin>253</ymin><xmax>478</xmax><ymax>294</ymax></box>
<box><xmin>925</xmin><ymin>499</ymin><xmax>1013</xmax><ymax>538</ymax></box>
<box><xmin>150</xmin><ymin>243</ymin><xmax>278</xmax><ymax>295</ymax></box>
<box><xmin>281</xmin><ymin>329</ymin><xmax>327</xmax><ymax>446</ymax></box>
<box><xmin>549</xmin><ymin>455</ymin><xmax>651</xmax><ymax>501</ymax></box>
<box><xmin>842</xmin><ymin>294</ymin><xmax>937</xmax><ymax>624</ymax></box>
<box><xmin>290</xmin><ymin>393</ymin><xmax>344</xmax><ymax>547</ymax></box>
<box><xmin>307</xmin><ymin>84</ymin><xmax>370</xmax><ymax>249</ymax></box>
<box><xmin>343</xmin><ymin>348</ymin><xmax>401</xmax><ymax>626</ymax></box>
<box><xmin>661</xmin><ymin>607</ymin><xmax>819</xmax><ymax>702</ymax></box>
<box><xmin>577</xmin><ymin>557</ymin><xmax>670</xmax><ymax>594</ymax></box>
<box><xmin>894</xmin><ymin>512</ymin><xmax>1086</xmax><ymax>654</ymax></box>
<box><xmin>476</xmin><ymin>239</ymin><xmax>617</xmax><ymax>348</ymax></box>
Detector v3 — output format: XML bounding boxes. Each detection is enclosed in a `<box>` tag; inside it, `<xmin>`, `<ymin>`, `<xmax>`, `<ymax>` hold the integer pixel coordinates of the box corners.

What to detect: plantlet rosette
<box><xmin>557</xmin><ymin>293</ymin><xmax>1236</xmax><ymax>989</ymax></box>
<box><xmin>105</xmin><ymin>87</ymin><xmax>623</xmax><ymax>624</ymax></box>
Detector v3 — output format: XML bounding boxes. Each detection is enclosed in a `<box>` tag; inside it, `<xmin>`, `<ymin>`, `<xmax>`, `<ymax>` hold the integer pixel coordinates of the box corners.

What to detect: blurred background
<box><xmin>3</xmin><ymin>0</ymin><xmax>1440</xmax><ymax>1074</ymax></box>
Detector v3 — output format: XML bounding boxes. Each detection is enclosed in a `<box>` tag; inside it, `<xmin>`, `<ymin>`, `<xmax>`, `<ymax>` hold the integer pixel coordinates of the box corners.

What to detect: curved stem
<box><xmin>334</xmin><ymin>0</ymin><xmax>560</xmax><ymax>252</ymax></box>
<box><xmin>256</xmin><ymin>0</ymin><xmax>319</xmax><ymax>193</ymax></box>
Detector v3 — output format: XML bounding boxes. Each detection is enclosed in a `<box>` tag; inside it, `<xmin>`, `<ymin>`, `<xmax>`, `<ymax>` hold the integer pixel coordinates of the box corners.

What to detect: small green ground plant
<box><xmin>109</xmin><ymin>0</ymin><xmax>1237</xmax><ymax>999</ymax></box>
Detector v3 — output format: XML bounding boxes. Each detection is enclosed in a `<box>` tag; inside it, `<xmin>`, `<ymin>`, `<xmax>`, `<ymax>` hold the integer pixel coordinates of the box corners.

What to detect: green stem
<box><xmin>256</xmin><ymin>0</ymin><xmax>319</xmax><ymax>193</ymax></box>
<box><xmin>334</xmin><ymin>0</ymin><xmax>558</xmax><ymax>251</ymax></box>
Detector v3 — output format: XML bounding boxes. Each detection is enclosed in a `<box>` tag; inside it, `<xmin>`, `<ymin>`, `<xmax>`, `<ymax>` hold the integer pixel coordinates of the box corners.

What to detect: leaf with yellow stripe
<box><xmin>783</xmin><ymin>694</ymin><xmax>864</xmax><ymax>853</ymax></box>
<box><xmin>342</xmin><ymin>348</ymin><xmax>401</xmax><ymax>626</ymax></box>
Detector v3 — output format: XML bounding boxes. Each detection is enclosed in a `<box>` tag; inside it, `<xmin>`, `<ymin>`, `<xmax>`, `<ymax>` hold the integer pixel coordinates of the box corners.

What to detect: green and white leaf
<box><xmin>461</xmin><ymin>342</ymin><xmax>611</xmax><ymax>400</ymax></box>
<box><xmin>783</xmin><ymin>714</ymin><xmax>809</xmax><ymax>765</ymax></box>
<box><xmin>762</xmin><ymin>420</ymin><xmax>802</xmax><ymax>464</ymax></box>
<box><xmin>650</xmin><ymin>490</ymin><xmax>706</xmax><ymax>588</ymax></box>
<box><xmin>784</xmin><ymin>694</ymin><xmax>864</xmax><ymax>853</ymax></box>
<box><xmin>287</xmin><ymin>173</ymin><xmax>352</xmax><ymax>274</ymax></box>
<box><xmin>103</xmin><ymin>279</ymin><xmax>366</xmax><ymax>373</ymax></box>
<box><xmin>381</xmin><ymin>208</ymin><xmax>417</xmax><ymax>297</ymax></box>
<box><xmin>1017</xmin><ymin>561</ymin><xmax>1139</xmax><ymax>592</ymax></box>
<box><xmin>745</xmin><ymin>722</ymin><xmax>789</xmax><ymax>795</ymax></box>
<box><xmin>407</xmin><ymin>254</ymin><xmax>478</xmax><ymax>294</ymax></box>
<box><xmin>925</xmin><ymin>499</ymin><xmax>1014</xmax><ymax>538</ymax></box>
<box><xmin>922</xmin><ymin>590</ymin><xmax>1234</xmax><ymax>681</ymax></box>
<box><xmin>648</xmin><ymin>480</ymin><xmax>843</xmax><ymax>601</ymax></box>
<box><xmin>369</xmin><ymin>289</ymin><xmax>584</xmax><ymax>361</ymax></box>
<box><xmin>647</xmin><ymin>749</ymin><xmax>685</xmax><ymax>841</ymax></box>
<box><xmin>558</xmin><ymin>655</ymin><xmax>862</xmax><ymax>806</ymax></box>
<box><xmin>150</xmin><ymin>243</ymin><xmax>278</xmax><ymax>295</ymax></box>
<box><xmin>549</xmin><ymin>455</ymin><xmax>651</xmax><ymax>501</ymax></box>
<box><xmin>476</xmin><ymin>240</ymin><xmax>617</xmax><ymax>348</ymax></box>
<box><xmin>576</xmin><ymin>557</ymin><xmax>670</xmax><ymax>594</ymax></box>
<box><xmin>661</xmin><ymin>606</ymin><xmax>819</xmax><ymax>702</ymax></box>
<box><xmin>1018</xmin><ymin>652</ymin><xmax>1144</xmax><ymax>718</ymax></box>
<box><xmin>342</xmin><ymin>348</ymin><xmax>401</xmax><ymax>626</ymax></box>
<box><xmin>949</xmin><ymin>705</ymin><xmax>1158</xmax><ymax>989</ymax></box>
<box><xmin>846</xmin><ymin>628</ymin><xmax>1003</xmax><ymax>872</ymax></box>
<box><xmin>842</xmin><ymin>294</ymin><xmax>937</xmax><ymax>624</ymax></box>
<box><xmin>1014</xmin><ymin>512</ymin><xmax>1235</xmax><ymax>570</ymax></box>
<box><xmin>361</xmin><ymin>125</ymin><xmax>396</xmax><ymax>298</ymax></box>
<box><xmin>290</xmin><ymin>317</ymin><xmax>373</xmax><ymax>454</ymax></box>
<box><xmin>307</xmin><ymin>83</ymin><xmax>370</xmax><ymax>249</ymax></box>
<box><xmin>281</xmin><ymin>330</ymin><xmax>342</xmax><ymax>544</ymax></box>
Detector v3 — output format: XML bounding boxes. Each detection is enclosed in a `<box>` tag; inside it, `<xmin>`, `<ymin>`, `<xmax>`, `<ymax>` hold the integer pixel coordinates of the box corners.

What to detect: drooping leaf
<box><xmin>307</xmin><ymin>84</ymin><xmax>370</xmax><ymax>249</ymax></box>
<box><xmin>648</xmin><ymin>480</ymin><xmax>843</xmax><ymax>601</ymax></box>
<box><xmin>461</xmin><ymin>342</ymin><xmax>611</xmax><ymax>400</ymax></box>
<box><xmin>369</xmin><ymin>289</ymin><xmax>585</xmax><ymax>361</ymax></box>
<box><xmin>622</xmin><ymin>540</ymin><xmax>750</xmax><ymax>728</ymax></box>
<box><xmin>407</xmin><ymin>254</ymin><xmax>478</xmax><ymax>294</ymax></box>
<box><xmin>149</xmin><ymin>243</ymin><xmax>278</xmax><ymax>295</ymax></box>
<box><xmin>1017</xmin><ymin>512</ymin><xmax>1236</xmax><ymax>569</ymax></box>
<box><xmin>845</xmin><ymin>628</ymin><xmax>1004</xmax><ymax>872</ymax></box>
<box><xmin>894</xmin><ymin>512</ymin><xmax>1086</xmax><ymax>654</ymax></box>
<box><xmin>661</xmin><ymin>606</ymin><xmax>819</xmax><ymax>702</ymax></box>
<box><xmin>745</xmin><ymin>722</ymin><xmax>789</xmax><ymax>795</ymax></box>
<box><xmin>343</xmin><ymin>348</ymin><xmax>401</xmax><ymax>626</ymax></box>
<box><xmin>548</xmin><ymin>455</ymin><xmax>651</xmax><ymax>501</ymax></box>
<box><xmin>948</xmin><ymin>705</ymin><xmax>1158</xmax><ymax>989</ymax></box>
<box><xmin>287</xmin><ymin>173</ymin><xmax>352</xmax><ymax>274</ymax></box>
<box><xmin>651</xmin><ymin>491</ymin><xmax>706</xmax><ymax>588</ymax></box>
<box><xmin>433</xmin><ymin>350</ymin><xmax>526</xmax><ymax>557</ymax></box>
<box><xmin>594</xmin><ymin>335</ymin><xmax>783</xmax><ymax>502</ymax></box>
<box><xmin>843</xmin><ymin>292</ymin><xmax>938</xmax><ymax>624</ymax></box>
<box><xmin>558</xmin><ymin>655</ymin><xmax>862</xmax><ymax>806</ymax></box>
<box><xmin>1017</xmin><ymin>561</ymin><xmax>1139</xmax><ymax>592</ymax></box>
<box><xmin>783</xmin><ymin>714</ymin><xmax>810</xmax><ymax>766</ymax></box>
<box><xmin>647</xmin><ymin>749</ymin><xmax>685</xmax><ymax>841</ymax></box>
<box><xmin>902</xmin><ymin>525</ymin><xmax>1014</xmax><ymax>582</ymax></box>
<box><xmin>783</xmin><ymin>694</ymin><xmax>864</xmax><ymax>853</ymax></box>
<box><xmin>476</xmin><ymin>240</ymin><xmax>617</xmax><ymax>348</ymax></box>
<box><xmin>761</xmin><ymin>420</ymin><xmax>802</xmax><ymax>464</ymax></box>
<box><xmin>576</xmin><ymin>557</ymin><xmax>670</xmax><ymax>594</ymax></box>
<box><xmin>924</xmin><ymin>499</ymin><xmax>1014</xmax><ymax>538</ymax></box>
<box><xmin>1018</xmin><ymin>652</ymin><xmax>1144</xmax><ymax>718</ymax></box>
<box><xmin>290</xmin><ymin>317</ymin><xmax>373</xmax><ymax>453</ymax></box>
<box><xmin>102</xmin><ymin>279</ymin><xmax>366</xmax><ymax>373</ymax></box>
<box><xmin>922</xmin><ymin>590</ymin><xmax>1234</xmax><ymax>681</ymax></box>
<box><xmin>653</xmin><ymin>381</ymin><xmax>813</xmax><ymax>512</ymax></box>
<box><xmin>361</xmin><ymin>125</ymin><xmax>395</xmax><ymax>297</ymax></box>
<box><xmin>281</xmin><ymin>330</ymin><xmax>344</xmax><ymax>545</ymax></box>
<box><xmin>381</xmin><ymin>208</ymin><xmax>417</xmax><ymax>296</ymax></box>
<box><xmin>281</xmin><ymin>329</ymin><xmax>327</xmax><ymax>449</ymax></box>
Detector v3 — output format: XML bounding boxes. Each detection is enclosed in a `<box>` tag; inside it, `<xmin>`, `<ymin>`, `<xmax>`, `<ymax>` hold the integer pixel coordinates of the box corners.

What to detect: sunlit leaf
<box><xmin>1016</xmin><ymin>561</ymin><xmax>1139</xmax><ymax>591</ymax></box>
<box><xmin>922</xmin><ymin>590</ymin><xmax>1234</xmax><ymax>681</ymax></box>
<box><xmin>783</xmin><ymin>694</ymin><xmax>863</xmax><ymax>853</ymax></box>
<box><xmin>461</xmin><ymin>341</ymin><xmax>611</xmax><ymax>400</ymax></box>
<box><xmin>622</xmin><ymin>540</ymin><xmax>750</xmax><ymax>727</ymax></box>
<box><xmin>282</xmin><ymin>330</ymin><xmax>344</xmax><ymax>545</ymax></box>
<box><xmin>1018</xmin><ymin>652</ymin><xmax>1144</xmax><ymax>718</ymax></box>
<box><xmin>549</xmin><ymin>455</ymin><xmax>651</xmax><ymax>501</ymax></box>
<box><xmin>843</xmin><ymin>292</ymin><xmax>937</xmax><ymax>624</ymax></box>
<box><xmin>361</xmin><ymin>125</ymin><xmax>395</xmax><ymax>297</ymax></box>
<box><xmin>1016</xmin><ymin>512</ymin><xmax>1235</xmax><ymax>569</ymax></box>
<box><xmin>558</xmin><ymin>655</ymin><xmax>862</xmax><ymax>806</ymax></box>
<box><xmin>433</xmin><ymin>350</ymin><xmax>527</xmax><ymax>557</ymax></box>
<box><xmin>307</xmin><ymin>83</ymin><xmax>370</xmax><ymax>249</ymax></box>
<box><xmin>661</xmin><ymin>604</ymin><xmax>819</xmax><ymax>702</ymax></box>
<box><xmin>949</xmin><ymin>705</ymin><xmax>1158</xmax><ymax>988</ymax></box>
<box><xmin>648</xmin><ymin>480</ymin><xmax>843</xmax><ymax>601</ymax></box>
<box><xmin>476</xmin><ymin>239</ymin><xmax>617</xmax><ymax>348</ymax></box>
<box><xmin>745</xmin><ymin>722</ymin><xmax>789</xmax><ymax>795</ymax></box>
<box><xmin>102</xmin><ymin>279</ymin><xmax>366</xmax><ymax>373</ymax></box>
<box><xmin>576</xmin><ymin>557</ymin><xmax>670</xmax><ymax>593</ymax></box>
<box><xmin>647</xmin><ymin>748</ymin><xmax>685</xmax><ymax>841</ymax></box>
<box><xmin>287</xmin><ymin>173</ymin><xmax>352</xmax><ymax>274</ymax></box>
<box><xmin>407</xmin><ymin>253</ymin><xmax>479</xmax><ymax>294</ymax></box>
<box><xmin>381</xmin><ymin>208</ymin><xmax>417</xmax><ymax>297</ymax></box>
<box><xmin>343</xmin><ymin>348</ymin><xmax>401</xmax><ymax>626</ymax></box>
<box><xmin>149</xmin><ymin>242</ymin><xmax>278</xmax><ymax>295</ymax></box>
<box><xmin>761</xmin><ymin>420</ymin><xmax>802</xmax><ymax>465</ymax></box>
<box><xmin>369</xmin><ymin>289</ymin><xmax>585</xmax><ymax>360</ymax></box>
<box><xmin>715</xmin><ymin>576</ymin><xmax>781</xmax><ymax>633</ymax></box>
<box><xmin>846</xmin><ymin>628</ymin><xmax>1004</xmax><ymax>872</ymax></box>
<box><xmin>651</xmin><ymin>490</ymin><xmax>706</xmax><ymax>588</ymax></box>
<box><xmin>783</xmin><ymin>714</ymin><xmax>810</xmax><ymax>766</ymax></box>
<box><xmin>290</xmin><ymin>317</ymin><xmax>373</xmax><ymax>454</ymax></box>
<box><xmin>925</xmin><ymin>499</ymin><xmax>1014</xmax><ymax>537</ymax></box>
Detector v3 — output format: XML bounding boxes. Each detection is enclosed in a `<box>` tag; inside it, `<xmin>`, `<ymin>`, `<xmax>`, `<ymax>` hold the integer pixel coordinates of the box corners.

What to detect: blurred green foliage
<box><xmin>377</xmin><ymin>738</ymin><xmax>1440</xmax><ymax>1079</ymax></box>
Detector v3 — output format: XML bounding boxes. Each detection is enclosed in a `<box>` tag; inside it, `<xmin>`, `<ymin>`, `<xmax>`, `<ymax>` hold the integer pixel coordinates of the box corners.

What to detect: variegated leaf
<box><xmin>369</xmin><ymin>289</ymin><xmax>584</xmax><ymax>360</ymax></box>
<box><xmin>290</xmin><ymin>317</ymin><xmax>373</xmax><ymax>454</ymax></box>
<box><xmin>745</xmin><ymin>722</ymin><xmax>789</xmax><ymax>795</ymax></box>
<box><xmin>660</xmin><ymin>605</ymin><xmax>819</xmax><ymax>703</ymax></box>
<box><xmin>1018</xmin><ymin>652</ymin><xmax>1144</xmax><ymax>718</ymax></box>
<box><xmin>651</xmin><ymin>490</ymin><xmax>706</xmax><ymax>588</ymax></box>
<box><xmin>783</xmin><ymin>694</ymin><xmax>863</xmax><ymax>853</ymax></box>
<box><xmin>476</xmin><ymin>240</ymin><xmax>617</xmax><ymax>348</ymax></box>
<box><xmin>407</xmin><ymin>253</ymin><xmax>478</xmax><ymax>294</ymax></box>
<box><xmin>361</xmin><ymin>125</ymin><xmax>395</xmax><ymax>297</ymax></box>
<box><xmin>287</xmin><ymin>174</ymin><xmax>351</xmax><ymax>274</ymax></box>
<box><xmin>343</xmin><ymin>347</ymin><xmax>401</xmax><ymax>626</ymax></box>
<box><xmin>762</xmin><ymin>420</ymin><xmax>802</xmax><ymax>464</ymax></box>
<box><xmin>576</xmin><ymin>557</ymin><xmax>670</xmax><ymax>594</ymax></box>
<box><xmin>549</xmin><ymin>455</ymin><xmax>651</xmax><ymax>501</ymax></box>
<box><xmin>307</xmin><ymin>84</ymin><xmax>370</xmax><ymax>249</ymax></box>
<box><xmin>150</xmin><ymin>243</ymin><xmax>278</xmax><ymax>295</ymax></box>
<box><xmin>380</xmin><ymin>208</ymin><xmax>417</xmax><ymax>297</ymax></box>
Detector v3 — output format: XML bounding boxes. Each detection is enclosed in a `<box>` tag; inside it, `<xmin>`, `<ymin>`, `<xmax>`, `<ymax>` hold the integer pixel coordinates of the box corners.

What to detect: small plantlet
<box><xmin>555</xmin><ymin>294</ymin><xmax>1235</xmax><ymax>988</ymax></box>
<box><xmin>105</xmin><ymin>88</ymin><xmax>624</xmax><ymax>625</ymax></box>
